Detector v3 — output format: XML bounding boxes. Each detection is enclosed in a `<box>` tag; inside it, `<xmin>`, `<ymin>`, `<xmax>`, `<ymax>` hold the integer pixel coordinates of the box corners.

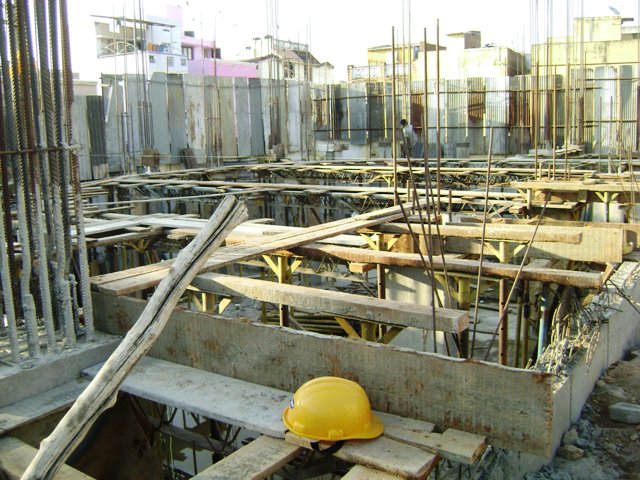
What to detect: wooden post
<box><xmin>498</xmin><ymin>242</ymin><xmax>509</xmax><ymax>366</ymax></box>
<box><xmin>22</xmin><ymin>196</ymin><xmax>248</xmax><ymax>480</ymax></box>
<box><xmin>457</xmin><ymin>277</ymin><xmax>471</xmax><ymax>358</ymax></box>
<box><xmin>277</xmin><ymin>256</ymin><xmax>290</xmax><ymax>327</ymax></box>
<box><xmin>373</xmin><ymin>234</ymin><xmax>386</xmax><ymax>341</ymax></box>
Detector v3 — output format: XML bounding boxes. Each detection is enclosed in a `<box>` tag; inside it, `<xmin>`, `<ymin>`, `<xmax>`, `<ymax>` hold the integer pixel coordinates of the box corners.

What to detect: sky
<box><xmin>68</xmin><ymin>0</ymin><xmax>640</xmax><ymax>81</ymax></box>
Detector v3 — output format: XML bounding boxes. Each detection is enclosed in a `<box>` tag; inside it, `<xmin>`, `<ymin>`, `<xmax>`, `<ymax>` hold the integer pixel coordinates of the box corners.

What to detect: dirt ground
<box><xmin>524</xmin><ymin>355</ymin><xmax>640</xmax><ymax>480</ymax></box>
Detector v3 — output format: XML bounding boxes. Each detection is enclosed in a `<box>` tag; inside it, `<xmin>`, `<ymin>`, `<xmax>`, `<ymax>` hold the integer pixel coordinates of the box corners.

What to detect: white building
<box><xmin>247</xmin><ymin>38</ymin><xmax>334</xmax><ymax>84</ymax></box>
<box><xmin>93</xmin><ymin>9</ymin><xmax>188</xmax><ymax>77</ymax></box>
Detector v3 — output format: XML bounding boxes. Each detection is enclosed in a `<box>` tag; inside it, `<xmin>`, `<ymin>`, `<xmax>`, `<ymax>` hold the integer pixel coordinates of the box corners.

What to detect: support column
<box><xmin>498</xmin><ymin>241</ymin><xmax>510</xmax><ymax>366</ymax></box>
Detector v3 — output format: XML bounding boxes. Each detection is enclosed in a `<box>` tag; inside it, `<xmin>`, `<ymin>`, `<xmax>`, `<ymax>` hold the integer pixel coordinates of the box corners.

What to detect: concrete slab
<box><xmin>0</xmin><ymin>334</ymin><xmax>119</xmax><ymax>408</ymax></box>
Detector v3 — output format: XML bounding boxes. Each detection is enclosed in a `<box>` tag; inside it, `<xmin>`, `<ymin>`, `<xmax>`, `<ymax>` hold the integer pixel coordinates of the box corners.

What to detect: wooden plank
<box><xmin>84</xmin><ymin>229</ymin><xmax>162</xmax><ymax>248</ymax></box>
<box><xmin>83</xmin><ymin>357</ymin><xmax>289</xmax><ymax>438</ymax></box>
<box><xmin>93</xmin><ymin>202</ymin><xmax>421</xmax><ymax>296</ymax></box>
<box><xmin>383</xmin><ymin>427</ymin><xmax>486</xmax><ymax>465</ymax></box>
<box><xmin>512</xmin><ymin>179</ymin><xmax>637</xmax><ymax>193</ymax></box>
<box><xmin>286</xmin><ymin>243</ymin><xmax>604</xmax><ymax>289</ymax></box>
<box><xmin>342</xmin><ymin>465</ymin><xmax>403</xmax><ymax>480</ymax></box>
<box><xmin>93</xmin><ymin>293</ymin><xmax>556</xmax><ymax>457</ymax></box>
<box><xmin>285</xmin><ymin>432</ymin><xmax>438</xmax><ymax>479</ymax></box>
<box><xmin>446</xmin><ymin>226</ymin><xmax>624</xmax><ymax>263</ymax></box>
<box><xmin>191</xmin><ymin>436</ymin><xmax>301</xmax><ymax>480</ymax></box>
<box><xmin>374</xmin><ymin>223</ymin><xmax>583</xmax><ymax>244</ymax></box>
<box><xmin>376</xmin><ymin>412</ymin><xmax>436</xmax><ymax>436</ymax></box>
<box><xmin>80</xmin><ymin>219</ymin><xmax>142</xmax><ymax>236</ymax></box>
<box><xmin>0</xmin><ymin>437</ymin><xmax>93</xmax><ymax>480</ymax></box>
<box><xmin>0</xmin><ymin>380</ymin><xmax>88</xmax><ymax>435</ymax></box>
<box><xmin>191</xmin><ymin>273</ymin><xmax>468</xmax><ymax>333</ymax></box>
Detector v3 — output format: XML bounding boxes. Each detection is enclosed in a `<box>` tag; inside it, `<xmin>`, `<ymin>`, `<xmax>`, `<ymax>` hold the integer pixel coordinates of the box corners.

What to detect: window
<box><xmin>167</xmin><ymin>56</ymin><xmax>174</xmax><ymax>67</ymax></box>
<box><xmin>180</xmin><ymin>58</ymin><xmax>187</xmax><ymax>66</ymax></box>
<box><xmin>284</xmin><ymin>61</ymin><xmax>295</xmax><ymax>79</ymax></box>
<box><xmin>149</xmin><ymin>55</ymin><xmax>156</xmax><ymax>64</ymax></box>
<box><xmin>182</xmin><ymin>46</ymin><xmax>193</xmax><ymax>60</ymax></box>
<box><xmin>204</xmin><ymin>48</ymin><xmax>221</xmax><ymax>59</ymax></box>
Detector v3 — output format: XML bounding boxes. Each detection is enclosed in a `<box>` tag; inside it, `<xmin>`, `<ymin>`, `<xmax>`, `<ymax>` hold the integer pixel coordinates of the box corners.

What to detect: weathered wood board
<box><xmin>92</xmin><ymin>202</ymin><xmax>418</xmax><ymax>296</ymax></box>
<box><xmin>191</xmin><ymin>273</ymin><xmax>468</xmax><ymax>333</ymax></box>
<box><xmin>342</xmin><ymin>465</ymin><xmax>404</xmax><ymax>479</ymax></box>
<box><xmin>83</xmin><ymin>358</ymin><xmax>289</xmax><ymax>438</ymax></box>
<box><xmin>285</xmin><ymin>432</ymin><xmax>438</xmax><ymax>479</ymax></box>
<box><xmin>191</xmin><ymin>436</ymin><xmax>301</xmax><ymax>479</ymax></box>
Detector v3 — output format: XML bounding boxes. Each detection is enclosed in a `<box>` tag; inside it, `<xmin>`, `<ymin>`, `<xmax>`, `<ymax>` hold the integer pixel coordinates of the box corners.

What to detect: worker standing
<box><xmin>400</xmin><ymin>118</ymin><xmax>418</xmax><ymax>159</ymax></box>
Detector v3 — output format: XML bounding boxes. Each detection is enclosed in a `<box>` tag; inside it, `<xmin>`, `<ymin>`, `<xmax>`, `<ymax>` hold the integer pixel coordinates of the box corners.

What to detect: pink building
<box><xmin>181</xmin><ymin>33</ymin><xmax>258</xmax><ymax>78</ymax></box>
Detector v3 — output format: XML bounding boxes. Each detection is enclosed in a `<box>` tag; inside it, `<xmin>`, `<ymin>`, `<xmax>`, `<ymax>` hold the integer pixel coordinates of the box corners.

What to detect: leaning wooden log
<box><xmin>21</xmin><ymin>196</ymin><xmax>248</xmax><ymax>480</ymax></box>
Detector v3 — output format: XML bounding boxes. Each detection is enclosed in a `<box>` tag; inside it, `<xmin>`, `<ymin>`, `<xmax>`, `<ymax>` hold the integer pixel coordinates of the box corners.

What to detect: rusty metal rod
<box><xmin>0</xmin><ymin>10</ymin><xmax>19</xmax><ymax>360</ymax></box>
<box><xmin>60</xmin><ymin>0</ymin><xmax>94</xmax><ymax>339</ymax></box>
<box><xmin>7</xmin><ymin>0</ymin><xmax>39</xmax><ymax>356</ymax></box>
<box><xmin>47</xmin><ymin>0</ymin><xmax>75</xmax><ymax>345</ymax></box>
<box><xmin>18</xmin><ymin>0</ymin><xmax>57</xmax><ymax>351</ymax></box>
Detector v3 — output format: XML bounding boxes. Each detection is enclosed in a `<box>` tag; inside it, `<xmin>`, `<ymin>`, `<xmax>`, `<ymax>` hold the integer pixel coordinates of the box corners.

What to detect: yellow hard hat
<box><xmin>282</xmin><ymin>376</ymin><xmax>384</xmax><ymax>441</ymax></box>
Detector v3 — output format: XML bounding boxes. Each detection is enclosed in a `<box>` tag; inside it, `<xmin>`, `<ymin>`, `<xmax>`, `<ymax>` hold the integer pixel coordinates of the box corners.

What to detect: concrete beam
<box><xmin>93</xmin><ymin>292</ymin><xmax>555</xmax><ymax>457</ymax></box>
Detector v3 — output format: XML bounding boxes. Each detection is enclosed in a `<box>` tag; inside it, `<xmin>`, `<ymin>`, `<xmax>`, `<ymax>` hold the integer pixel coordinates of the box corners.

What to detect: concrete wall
<box><xmin>73</xmin><ymin>74</ymin><xmax>315</xmax><ymax>176</ymax></box>
<box><xmin>93</xmin><ymin>291</ymin><xmax>556</xmax><ymax>457</ymax></box>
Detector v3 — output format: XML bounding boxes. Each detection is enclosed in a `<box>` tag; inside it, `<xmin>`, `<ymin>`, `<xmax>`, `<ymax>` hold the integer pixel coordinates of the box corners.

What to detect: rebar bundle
<box><xmin>0</xmin><ymin>0</ymin><xmax>94</xmax><ymax>361</ymax></box>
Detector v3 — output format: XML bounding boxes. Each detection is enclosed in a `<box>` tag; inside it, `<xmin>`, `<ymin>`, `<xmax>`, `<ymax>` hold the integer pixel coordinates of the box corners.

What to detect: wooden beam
<box><xmin>383</xmin><ymin>427</ymin><xmax>486</xmax><ymax>465</ymax></box>
<box><xmin>445</xmin><ymin>226</ymin><xmax>625</xmax><ymax>263</ymax></box>
<box><xmin>191</xmin><ymin>273</ymin><xmax>469</xmax><ymax>333</ymax></box>
<box><xmin>191</xmin><ymin>436</ymin><xmax>301</xmax><ymax>480</ymax></box>
<box><xmin>285</xmin><ymin>243</ymin><xmax>604</xmax><ymax>289</ymax></box>
<box><xmin>91</xmin><ymin>201</ymin><xmax>424</xmax><ymax>296</ymax></box>
<box><xmin>342</xmin><ymin>465</ymin><xmax>404</xmax><ymax>479</ymax></box>
<box><xmin>93</xmin><ymin>293</ymin><xmax>556</xmax><ymax>457</ymax></box>
<box><xmin>370</xmin><ymin>223</ymin><xmax>583</xmax><ymax>244</ymax></box>
<box><xmin>285</xmin><ymin>431</ymin><xmax>438</xmax><ymax>479</ymax></box>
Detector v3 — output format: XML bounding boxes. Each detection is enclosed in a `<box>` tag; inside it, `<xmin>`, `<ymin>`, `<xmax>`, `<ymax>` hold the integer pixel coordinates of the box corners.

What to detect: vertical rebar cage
<box><xmin>0</xmin><ymin>0</ymin><xmax>94</xmax><ymax>363</ymax></box>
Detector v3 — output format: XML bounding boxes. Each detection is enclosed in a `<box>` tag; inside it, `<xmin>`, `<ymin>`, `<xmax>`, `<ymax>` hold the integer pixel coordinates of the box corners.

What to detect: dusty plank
<box><xmin>83</xmin><ymin>229</ymin><xmax>162</xmax><ymax>248</ymax></box>
<box><xmin>383</xmin><ymin>427</ymin><xmax>486</xmax><ymax>464</ymax></box>
<box><xmin>93</xmin><ymin>292</ymin><xmax>555</xmax><ymax>457</ymax></box>
<box><xmin>286</xmin><ymin>243</ymin><xmax>603</xmax><ymax>289</ymax></box>
<box><xmin>191</xmin><ymin>436</ymin><xmax>301</xmax><ymax>480</ymax></box>
<box><xmin>0</xmin><ymin>437</ymin><xmax>93</xmax><ymax>480</ymax></box>
<box><xmin>445</xmin><ymin>226</ymin><xmax>624</xmax><ymax>263</ymax></box>
<box><xmin>83</xmin><ymin>357</ymin><xmax>289</xmax><ymax>438</ymax></box>
<box><xmin>285</xmin><ymin>432</ymin><xmax>438</xmax><ymax>479</ymax></box>
<box><xmin>374</xmin><ymin>223</ymin><xmax>583</xmax><ymax>244</ymax></box>
<box><xmin>93</xmin><ymin>201</ymin><xmax>421</xmax><ymax>296</ymax></box>
<box><xmin>0</xmin><ymin>380</ymin><xmax>88</xmax><ymax>435</ymax></box>
<box><xmin>342</xmin><ymin>465</ymin><xmax>404</xmax><ymax>479</ymax></box>
<box><xmin>376</xmin><ymin>412</ymin><xmax>436</xmax><ymax>436</ymax></box>
<box><xmin>191</xmin><ymin>273</ymin><xmax>468</xmax><ymax>333</ymax></box>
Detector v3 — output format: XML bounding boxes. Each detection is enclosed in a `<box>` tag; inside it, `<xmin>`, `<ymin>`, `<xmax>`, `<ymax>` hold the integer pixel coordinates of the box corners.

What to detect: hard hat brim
<box><xmin>282</xmin><ymin>407</ymin><xmax>384</xmax><ymax>441</ymax></box>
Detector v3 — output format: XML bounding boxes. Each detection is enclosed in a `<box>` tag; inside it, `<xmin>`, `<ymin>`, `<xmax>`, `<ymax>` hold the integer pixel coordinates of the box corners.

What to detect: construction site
<box><xmin>1</xmin><ymin>0</ymin><xmax>640</xmax><ymax>479</ymax></box>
